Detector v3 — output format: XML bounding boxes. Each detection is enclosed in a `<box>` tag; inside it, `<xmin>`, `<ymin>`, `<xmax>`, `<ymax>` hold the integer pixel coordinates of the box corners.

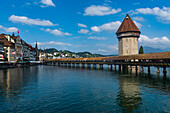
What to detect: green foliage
<box><xmin>139</xmin><ymin>46</ymin><xmax>144</xmax><ymax>54</ymax></box>
<box><xmin>40</xmin><ymin>48</ymin><xmax>106</xmax><ymax>58</ymax></box>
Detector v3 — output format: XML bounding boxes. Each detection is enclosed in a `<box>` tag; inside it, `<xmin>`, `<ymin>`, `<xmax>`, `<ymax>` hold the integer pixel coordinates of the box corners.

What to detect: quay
<box><xmin>44</xmin><ymin>52</ymin><xmax>170</xmax><ymax>76</ymax></box>
<box><xmin>0</xmin><ymin>61</ymin><xmax>43</xmax><ymax>69</ymax></box>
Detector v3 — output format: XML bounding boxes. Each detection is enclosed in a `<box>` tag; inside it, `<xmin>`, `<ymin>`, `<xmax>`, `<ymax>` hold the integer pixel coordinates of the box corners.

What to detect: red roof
<box><xmin>25</xmin><ymin>43</ymin><xmax>35</xmax><ymax>50</ymax></box>
<box><xmin>116</xmin><ymin>14</ymin><xmax>140</xmax><ymax>34</ymax></box>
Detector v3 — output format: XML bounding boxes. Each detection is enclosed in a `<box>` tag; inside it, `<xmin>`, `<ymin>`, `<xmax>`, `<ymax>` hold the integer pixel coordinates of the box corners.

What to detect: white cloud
<box><xmin>88</xmin><ymin>36</ymin><xmax>107</xmax><ymax>40</ymax></box>
<box><xmin>91</xmin><ymin>26</ymin><xmax>101</xmax><ymax>32</ymax></box>
<box><xmin>133</xmin><ymin>16</ymin><xmax>145</xmax><ymax>21</ymax></box>
<box><xmin>105</xmin><ymin>0</ymin><xmax>112</xmax><ymax>3</ymax></box>
<box><xmin>41</xmin><ymin>0</ymin><xmax>55</xmax><ymax>7</ymax></box>
<box><xmin>91</xmin><ymin>21</ymin><xmax>121</xmax><ymax>32</ymax></box>
<box><xmin>97</xmin><ymin>49</ymin><xmax>108</xmax><ymax>53</ymax></box>
<box><xmin>139</xmin><ymin>35</ymin><xmax>170</xmax><ymax>49</ymax></box>
<box><xmin>135</xmin><ymin>7</ymin><xmax>170</xmax><ymax>23</ymax></box>
<box><xmin>78</xmin><ymin>29</ymin><xmax>89</xmax><ymax>34</ymax></box>
<box><xmin>107</xmin><ymin>45</ymin><xmax>118</xmax><ymax>50</ymax></box>
<box><xmin>26</xmin><ymin>3</ymin><xmax>31</xmax><ymax>5</ymax></box>
<box><xmin>133</xmin><ymin>2</ymin><xmax>140</xmax><ymax>5</ymax></box>
<box><xmin>94</xmin><ymin>44</ymin><xmax>118</xmax><ymax>54</ymax></box>
<box><xmin>41</xmin><ymin>28</ymin><xmax>72</xmax><ymax>36</ymax></box>
<box><xmin>84</xmin><ymin>5</ymin><xmax>121</xmax><ymax>16</ymax></box>
<box><xmin>134</xmin><ymin>21</ymin><xmax>142</xmax><ymax>28</ymax></box>
<box><xmin>37</xmin><ymin>41</ymin><xmax>72</xmax><ymax>46</ymax></box>
<box><xmin>0</xmin><ymin>25</ymin><xmax>19</xmax><ymax>33</ymax></box>
<box><xmin>78</xmin><ymin>23</ymin><xmax>87</xmax><ymax>28</ymax></box>
<box><xmin>9</xmin><ymin>15</ymin><xmax>56</xmax><ymax>26</ymax></box>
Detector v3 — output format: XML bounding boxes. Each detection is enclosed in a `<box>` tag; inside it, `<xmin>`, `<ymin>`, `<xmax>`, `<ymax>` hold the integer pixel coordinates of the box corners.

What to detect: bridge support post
<box><xmin>141</xmin><ymin>66</ymin><xmax>144</xmax><ymax>73</ymax></box>
<box><xmin>87</xmin><ymin>64</ymin><xmax>91</xmax><ymax>68</ymax></box>
<box><xmin>119</xmin><ymin>65</ymin><xmax>121</xmax><ymax>71</ymax></box>
<box><xmin>122</xmin><ymin>65</ymin><xmax>128</xmax><ymax>72</ymax></box>
<box><xmin>157</xmin><ymin>67</ymin><xmax>160</xmax><ymax>74</ymax></box>
<box><xmin>135</xmin><ymin>65</ymin><xmax>138</xmax><ymax>74</ymax></box>
<box><xmin>163</xmin><ymin>67</ymin><xmax>167</xmax><ymax>77</ymax></box>
<box><xmin>130</xmin><ymin>66</ymin><xmax>132</xmax><ymax>72</ymax></box>
<box><xmin>99</xmin><ymin>64</ymin><xmax>103</xmax><ymax>69</ymax></box>
<box><xmin>111</xmin><ymin>65</ymin><xmax>112</xmax><ymax>70</ymax></box>
<box><xmin>92</xmin><ymin>64</ymin><xmax>96</xmax><ymax>68</ymax></box>
<box><xmin>148</xmin><ymin>66</ymin><xmax>150</xmax><ymax>75</ymax></box>
<box><xmin>114</xmin><ymin>65</ymin><xmax>116</xmax><ymax>70</ymax></box>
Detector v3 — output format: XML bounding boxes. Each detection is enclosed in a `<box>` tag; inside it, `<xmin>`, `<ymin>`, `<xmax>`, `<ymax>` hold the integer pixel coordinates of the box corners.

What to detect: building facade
<box><xmin>13</xmin><ymin>35</ymin><xmax>23</xmax><ymax>61</ymax></box>
<box><xmin>0</xmin><ymin>42</ymin><xmax>4</xmax><ymax>61</ymax></box>
<box><xmin>0</xmin><ymin>33</ymin><xmax>38</xmax><ymax>62</ymax></box>
<box><xmin>0</xmin><ymin>34</ymin><xmax>16</xmax><ymax>62</ymax></box>
<box><xmin>116</xmin><ymin>14</ymin><xmax>141</xmax><ymax>56</ymax></box>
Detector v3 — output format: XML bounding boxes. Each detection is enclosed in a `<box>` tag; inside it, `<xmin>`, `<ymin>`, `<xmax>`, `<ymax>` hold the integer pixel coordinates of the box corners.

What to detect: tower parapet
<box><xmin>116</xmin><ymin>14</ymin><xmax>141</xmax><ymax>56</ymax></box>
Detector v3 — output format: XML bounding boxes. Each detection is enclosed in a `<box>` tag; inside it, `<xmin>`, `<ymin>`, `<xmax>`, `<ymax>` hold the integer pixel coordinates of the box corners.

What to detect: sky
<box><xmin>0</xmin><ymin>0</ymin><xmax>170</xmax><ymax>55</ymax></box>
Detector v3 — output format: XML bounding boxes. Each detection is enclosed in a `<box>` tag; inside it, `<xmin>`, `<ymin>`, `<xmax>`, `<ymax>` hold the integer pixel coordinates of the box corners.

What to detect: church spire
<box><xmin>12</xmin><ymin>32</ymin><xmax>15</xmax><ymax>37</ymax></box>
<box><xmin>35</xmin><ymin>41</ymin><xmax>38</xmax><ymax>50</ymax></box>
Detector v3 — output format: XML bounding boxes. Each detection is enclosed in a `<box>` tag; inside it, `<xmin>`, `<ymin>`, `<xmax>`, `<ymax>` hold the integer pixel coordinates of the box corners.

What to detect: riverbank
<box><xmin>0</xmin><ymin>61</ymin><xmax>43</xmax><ymax>69</ymax></box>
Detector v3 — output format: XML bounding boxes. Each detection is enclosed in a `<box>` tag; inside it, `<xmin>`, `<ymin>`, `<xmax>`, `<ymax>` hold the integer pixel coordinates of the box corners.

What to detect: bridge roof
<box><xmin>104</xmin><ymin>52</ymin><xmax>170</xmax><ymax>60</ymax></box>
<box><xmin>45</xmin><ymin>52</ymin><xmax>170</xmax><ymax>62</ymax></box>
<box><xmin>116</xmin><ymin>14</ymin><xmax>140</xmax><ymax>34</ymax></box>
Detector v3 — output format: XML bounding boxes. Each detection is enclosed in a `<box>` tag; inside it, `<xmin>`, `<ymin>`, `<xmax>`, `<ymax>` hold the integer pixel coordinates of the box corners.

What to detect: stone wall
<box><xmin>119</xmin><ymin>37</ymin><xmax>138</xmax><ymax>56</ymax></box>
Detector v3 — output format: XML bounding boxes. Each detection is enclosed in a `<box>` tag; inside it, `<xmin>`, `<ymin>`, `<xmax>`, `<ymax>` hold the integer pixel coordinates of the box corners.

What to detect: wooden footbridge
<box><xmin>44</xmin><ymin>52</ymin><xmax>170</xmax><ymax>76</ymax></box>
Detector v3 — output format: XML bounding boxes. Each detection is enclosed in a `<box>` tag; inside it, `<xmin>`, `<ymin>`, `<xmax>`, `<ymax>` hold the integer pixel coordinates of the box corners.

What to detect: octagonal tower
<box><xmin>116</xmin><ymin>14</ymin><xmax>141</xmax><ymax>56</ymax></box>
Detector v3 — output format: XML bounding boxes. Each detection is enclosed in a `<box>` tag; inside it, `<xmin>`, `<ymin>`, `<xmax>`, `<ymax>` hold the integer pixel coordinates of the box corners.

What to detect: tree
<box><xmin>139</xmin><ymin>46</ymin><xmax>144</xmax><ymax>54</ymax></box>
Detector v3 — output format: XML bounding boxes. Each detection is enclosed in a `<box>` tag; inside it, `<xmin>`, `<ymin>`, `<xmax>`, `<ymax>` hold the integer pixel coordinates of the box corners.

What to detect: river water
<box><xmin>0</xmin><ymin>66</ymin><xmax>170</xmax><ymax>113</ymax></box>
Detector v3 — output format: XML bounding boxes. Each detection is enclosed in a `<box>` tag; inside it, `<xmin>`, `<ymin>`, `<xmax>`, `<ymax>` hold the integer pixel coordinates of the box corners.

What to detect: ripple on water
<box><xmin>0</xmin><ymin>66</ymin><xmax>170</xmax><ymax>113</ymax></box>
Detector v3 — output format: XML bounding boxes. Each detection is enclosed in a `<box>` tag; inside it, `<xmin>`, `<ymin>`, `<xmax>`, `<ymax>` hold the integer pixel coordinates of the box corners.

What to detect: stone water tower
<box><xmin>116</xmin><ymin>14</ymin><xmax>141</xmax><ymax>56</ymax></box>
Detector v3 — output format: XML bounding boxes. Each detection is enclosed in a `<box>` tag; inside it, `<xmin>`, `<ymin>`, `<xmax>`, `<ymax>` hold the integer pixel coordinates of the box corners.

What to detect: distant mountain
<box><xmin>103</xmin><ymin>54</ymin><xmax>118</xmax><ymax>57</ymax></box>
<box><xmin>44</xmin><ymin>48</ymin><xmax>58</xmax><ymax>53</ymax></box>
<box><xmin>143</xmin><ymin>46</ymin><xmax>170</xmax><ymax>53</ymax></box>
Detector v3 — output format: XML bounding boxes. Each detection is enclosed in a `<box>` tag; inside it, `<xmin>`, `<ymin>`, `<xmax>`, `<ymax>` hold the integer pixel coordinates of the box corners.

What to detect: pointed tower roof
<box><xmin>116</xmin><ymin>14</ymin><xmax>140</xmax><ymax>34</ymax></box>
<box><xmin>35</xmin><ymin>41</ymin><xmax>38</xmax><ymax>50</ymax></box>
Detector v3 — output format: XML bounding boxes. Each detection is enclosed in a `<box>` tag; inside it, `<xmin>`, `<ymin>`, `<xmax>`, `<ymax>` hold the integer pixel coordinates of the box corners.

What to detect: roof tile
<box><xmin>116</xmin><ymin>14</ymin><xmax>140</xmax><ymax>34</ymax></box>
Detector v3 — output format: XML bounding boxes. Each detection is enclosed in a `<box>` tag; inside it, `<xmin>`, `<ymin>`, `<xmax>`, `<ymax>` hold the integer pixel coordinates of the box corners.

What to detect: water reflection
<box><xmin>116</xmin><ymin>74</ymin><xmax>142</xmax><ymax>112</ymax></box>
<box><xmin>0</xmin><ymin>66</ymin><xmax>169</xmax><ymax>112</ymax></box>
<box><xmin>0</xmin><ymin>67</ymin><xmax>39</xmax><ymax>101</ymax></box>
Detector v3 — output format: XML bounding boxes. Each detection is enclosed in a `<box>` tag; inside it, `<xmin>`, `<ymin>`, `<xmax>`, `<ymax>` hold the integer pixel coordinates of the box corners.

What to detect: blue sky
<box><xmin>0</xmin><ymin>0</ymin><xmax>170</xmax><ymax>55</ymax></box>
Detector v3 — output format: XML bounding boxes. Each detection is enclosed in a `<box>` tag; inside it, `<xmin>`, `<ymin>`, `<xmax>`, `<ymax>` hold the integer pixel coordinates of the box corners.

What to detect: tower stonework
<box><xmin>116</xmin><ymin>14</ymin><xmax>141</xmax><ymax>56</ymax></box>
